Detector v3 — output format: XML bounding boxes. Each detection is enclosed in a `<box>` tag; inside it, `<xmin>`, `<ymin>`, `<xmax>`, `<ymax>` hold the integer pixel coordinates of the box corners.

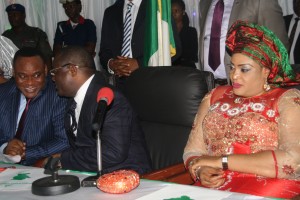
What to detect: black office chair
<box><xmin>124</xmin><ymin>66</ymin><xmax>214</xmax><ymax>173</ymax></box>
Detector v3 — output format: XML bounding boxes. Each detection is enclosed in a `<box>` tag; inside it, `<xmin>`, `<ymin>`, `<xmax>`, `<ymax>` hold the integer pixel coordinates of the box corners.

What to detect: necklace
<box><xmin>234</xmin><ymin>97</ymin><xmax>242</xmax><ymax>104</ymax></box>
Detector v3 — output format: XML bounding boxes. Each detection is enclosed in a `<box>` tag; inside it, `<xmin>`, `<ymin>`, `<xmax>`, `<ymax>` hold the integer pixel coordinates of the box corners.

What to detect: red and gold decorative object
<box><xmin>97</xmin><ymin>170</ymin><xmax>140</xmax><ymax>194</ymax></box>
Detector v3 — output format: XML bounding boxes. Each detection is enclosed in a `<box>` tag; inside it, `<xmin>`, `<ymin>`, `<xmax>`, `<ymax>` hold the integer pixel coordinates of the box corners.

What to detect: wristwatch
<box><xmin>222</xmin><ymin>156</ymin><xmax>228</xmax><ymax>170</ymax></box>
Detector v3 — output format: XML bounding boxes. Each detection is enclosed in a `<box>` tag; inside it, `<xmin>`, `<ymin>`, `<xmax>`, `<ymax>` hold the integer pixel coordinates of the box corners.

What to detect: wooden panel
<box><xmin>142</xmin><ymin>163</ymin><xmax>194</xmax><ymax>185</ymax></box>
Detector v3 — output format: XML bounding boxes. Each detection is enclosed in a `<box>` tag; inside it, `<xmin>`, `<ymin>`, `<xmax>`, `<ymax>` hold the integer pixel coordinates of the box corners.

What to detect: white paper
<box><xmin>0</xmin><ymin>154</ymin><xmax>21</xmax><ymax>163</ymax></box>
<box><xmin>136</xmin><ymin>184</ymin><xmax>271</xmax><ymax>200</ymax></box>
<box><xmin>0</xmin><ymin>168</ymin><xmax>45</xmax><ymax>191</ymax></box>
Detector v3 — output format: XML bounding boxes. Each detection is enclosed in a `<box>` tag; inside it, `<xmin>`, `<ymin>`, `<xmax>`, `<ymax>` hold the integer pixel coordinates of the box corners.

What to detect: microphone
<box><xmin>92</xmin><ymin>87</ymin><xmax>114</xmax><ymax>132</ymax></box>
<box><xmin>81</xmin><ymin>87</ymin><xmax>114</xmax><ymax>187</ymax></box>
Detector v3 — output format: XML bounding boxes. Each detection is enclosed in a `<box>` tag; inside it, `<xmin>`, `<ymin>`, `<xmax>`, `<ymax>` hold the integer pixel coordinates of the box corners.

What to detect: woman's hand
<box><xmin>197</xmin><ymin>166</ymin><xmax>225</xmax><ymax>188</ymax></box>
<box><xmin>188</xmin><ymin>156</ymin><xmax>225</xmax><ymax>188</ymax></box>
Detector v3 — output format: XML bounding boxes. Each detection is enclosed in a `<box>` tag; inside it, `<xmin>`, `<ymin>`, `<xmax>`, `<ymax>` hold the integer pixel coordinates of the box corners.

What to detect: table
<box><xmin>0</xmin><ymin>163</ymin><xmax>274</xmax><ymax>200</ymax></box>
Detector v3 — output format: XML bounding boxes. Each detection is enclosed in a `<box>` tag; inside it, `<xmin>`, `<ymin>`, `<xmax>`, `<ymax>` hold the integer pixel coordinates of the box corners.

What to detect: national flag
<box><xmin>143</xmin><ymin>0</ymin><xmax>176</xmax><ymax>66</ymax></box>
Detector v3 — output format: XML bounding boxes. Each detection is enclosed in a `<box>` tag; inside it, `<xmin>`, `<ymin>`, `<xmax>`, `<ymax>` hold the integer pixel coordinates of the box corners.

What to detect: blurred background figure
<box><xmin>198</xmin><ymin>0</ymin><xmax>289</xmax><ymax>86</ymax></box>
<box><xmin>2</xmin><ymin>3</ymin><xmax>53</xmax><ymax>69</ymax></box>
<box><xmin>171</xmin><ymin>0</ymin><xmax>198</xmax><ymax>68</ymax></box>
<box><xmin>53</xmin><ymin>0</ymin><xmax>97</xmax><ymax>57</ymax></box>
<box><xmin>284</xmin><ymin>0</ymin><xmax>300</xmax><ymax>65</ymax></box>
<box><xmin>0</xmin><ymin>36</ymin><xmax>18</xmax><ymax>84</ymax></box>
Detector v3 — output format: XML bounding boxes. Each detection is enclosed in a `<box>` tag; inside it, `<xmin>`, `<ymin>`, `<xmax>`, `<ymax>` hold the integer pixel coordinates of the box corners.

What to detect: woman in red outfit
<box><xmin>183</xmin><ymin>21</ymin><xmax>300</xmax><ymax>199</ymax></box>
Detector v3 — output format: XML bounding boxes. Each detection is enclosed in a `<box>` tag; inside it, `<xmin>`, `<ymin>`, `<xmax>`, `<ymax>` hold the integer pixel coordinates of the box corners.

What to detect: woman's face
<box><xmin>230</xmin><ymin>53</ymin><xmax>270</xmax><ymax>98</ymax></box>
<box><xmin>171</xmin><ymin>3</ymin><xmax>184</xmax><ymax>23</ymax></box>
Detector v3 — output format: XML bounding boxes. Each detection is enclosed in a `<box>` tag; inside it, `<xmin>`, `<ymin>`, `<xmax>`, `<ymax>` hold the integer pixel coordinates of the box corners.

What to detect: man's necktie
<box><xmin>208</xmin><ymin>0</ymin><xmax>224</xmax><ymax>71</ymax></box>
<box><xmin>67</xmin><ymin>99</ymin><xmax>77</xmax><ymax>134</ymax></box>
<box><xmin>15</xmin><ymin>98</ymin><xmax>31</xmax><ymax>139</ymax></box>
<box><xmin>121</xmin><ymin>1</ymin><xmax>134</xmax><ymax>57</ymax></box>
<box><xmin>289</xmin><ymin>17</ymin><xmax>300</xmax><ymax>46</ymax></box>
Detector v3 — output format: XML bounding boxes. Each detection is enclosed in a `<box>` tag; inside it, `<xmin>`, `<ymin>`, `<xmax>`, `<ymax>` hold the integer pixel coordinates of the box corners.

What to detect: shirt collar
<box><xmin>66</xmin><ymin>15</ymin><xmax>85</xmax><ymax>25</ymax></box>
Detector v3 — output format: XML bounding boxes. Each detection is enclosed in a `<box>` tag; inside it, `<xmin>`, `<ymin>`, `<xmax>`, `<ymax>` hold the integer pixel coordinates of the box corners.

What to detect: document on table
<box><xmin>136</xmin><ymin>184</ymin><xmax>272</xmax><ymax>200</ymax></box>
<box><xmin>0</xmin><ymin>168</ymin><xmax>45</xmax><ymax>191</ymax></box>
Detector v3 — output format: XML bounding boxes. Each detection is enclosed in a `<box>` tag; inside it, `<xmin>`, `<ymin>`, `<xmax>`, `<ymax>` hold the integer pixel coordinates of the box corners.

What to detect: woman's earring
<box><xmin>263</xmin><ymin>81</ymin><xmax>271</xmax><ymax>91</ymax></box>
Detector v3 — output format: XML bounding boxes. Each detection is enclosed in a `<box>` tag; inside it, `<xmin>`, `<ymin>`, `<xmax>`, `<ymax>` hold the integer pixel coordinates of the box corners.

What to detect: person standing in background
<box><xmin>171</xmin><ymin>0</ymin><xmax>198</xmax><ymax>68</ymax></box>
<box><xmin>53</xmin><ymin>0</ymin><xmax>97</xmax><ymax>57</ymax></box>
<box><xmin>99</xmin><ymin>0</ymin><xmax>181</xmax><ymax>92</ymax></box>
<box><xmin>2</xmin><ymin>3</ymin><xmax>53</xmax><ymax>70</ymax></box>
<box><xmin>198</xmin><ymin>0</ymin><xmax>289</xmax><ymax>86</ymax></box>
<box><xmin>284</xmin><ymin>0</ymin><xmax>300</xmax><ymax>65</ymax></box>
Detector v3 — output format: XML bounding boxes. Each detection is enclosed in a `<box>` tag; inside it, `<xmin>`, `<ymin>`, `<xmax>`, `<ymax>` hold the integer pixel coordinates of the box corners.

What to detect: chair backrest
<box><xmin>124</xmin><ymin>66</ymin><xmax>213</xmax><ymax>170</ymax></box>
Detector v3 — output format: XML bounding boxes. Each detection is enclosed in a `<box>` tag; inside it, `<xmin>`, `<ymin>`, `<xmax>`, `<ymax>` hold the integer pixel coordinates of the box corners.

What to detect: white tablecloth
<box><xmin>0</xmin><ymin>163</ymin><xmax>274</xmax><ymax>200</ymax></box>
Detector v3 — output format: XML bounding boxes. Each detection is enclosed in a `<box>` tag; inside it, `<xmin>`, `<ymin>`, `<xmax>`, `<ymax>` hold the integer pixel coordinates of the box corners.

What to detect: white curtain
<box><xmin>0</xmin><ymin>0</ymin><xmax>115</xmax><ymax>69</ymax></box>
<box><xmin>0</xmin><ymin>0</ymin><xmax>293</xmax><ymax>69</ymax></box>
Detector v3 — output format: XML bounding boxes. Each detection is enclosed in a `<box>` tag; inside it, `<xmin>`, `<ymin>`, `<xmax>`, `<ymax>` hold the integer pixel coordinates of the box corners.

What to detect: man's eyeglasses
<box><xmin>50</xmin><ymin>63</ymin><xmax>77</xmax><ymax>76</ymax></box>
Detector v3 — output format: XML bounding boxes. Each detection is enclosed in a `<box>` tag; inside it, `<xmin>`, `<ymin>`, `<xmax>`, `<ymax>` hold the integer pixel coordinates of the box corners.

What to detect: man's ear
<box><xmin>44</xmin><ymin>65</ymin><xmax>48</xmax><ymax>76</ymax></box>
<box><xmin>69</xmin><ymin>65</ymin><xmax>78</xmax><ymax>76</ymax></box>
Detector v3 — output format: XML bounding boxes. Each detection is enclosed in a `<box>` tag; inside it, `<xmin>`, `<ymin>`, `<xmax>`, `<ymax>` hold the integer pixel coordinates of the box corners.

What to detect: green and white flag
<box><xmin>144</xmin><ymin>0</ymin><xmax>176</xmax><ymax>66</ymax></box>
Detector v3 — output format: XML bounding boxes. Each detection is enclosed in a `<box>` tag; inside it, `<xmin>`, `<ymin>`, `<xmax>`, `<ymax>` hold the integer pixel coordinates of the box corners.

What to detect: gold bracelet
<box><xmin>194</xmin><ymin>166</ymin><xmax>202</xmax><ymax>181</ymax></box>
<box><xmin>188</xmin><ymin>157</ymin><xmax>200</xmax><ymax>168</ymax></box>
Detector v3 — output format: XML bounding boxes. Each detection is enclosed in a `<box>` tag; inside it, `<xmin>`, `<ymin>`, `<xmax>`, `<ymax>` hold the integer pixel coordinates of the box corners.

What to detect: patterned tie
<box><xmin>289</xmin><ymin>17</ymin><xmax>300</xmax><ymax>46</ymax></box>
<box><xmin>208</xmin><ymin>0</ymin><xmax>224</xmax><ymax>71</ymax></box>
<box><xmin>121</xmin><ymin>1</ymin><xmax>134</xmax><ymax>57</ymax></box>
<box><xmin>67</xmin><ymin>99</ymin><xmax>77</xmax><ymax>134</ymax></box>
<box><xmin>15</xmin><ymin>98</ymin><xmax>31</xmax><ymax>139</ymax></box>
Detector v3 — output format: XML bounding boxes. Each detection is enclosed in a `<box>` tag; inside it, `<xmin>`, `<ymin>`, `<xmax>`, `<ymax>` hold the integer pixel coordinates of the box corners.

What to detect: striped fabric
<box><xmin>121</xmin><ymin>1</ymin><xmax>134</xmax><ymax>57</ymax></box>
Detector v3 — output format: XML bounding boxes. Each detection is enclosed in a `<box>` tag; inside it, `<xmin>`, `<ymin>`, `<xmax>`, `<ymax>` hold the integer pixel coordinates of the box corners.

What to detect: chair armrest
<box><xmin>141</xmin><ymin>163</ymin><xmax>194</xmax><ymax>185</ymax></box>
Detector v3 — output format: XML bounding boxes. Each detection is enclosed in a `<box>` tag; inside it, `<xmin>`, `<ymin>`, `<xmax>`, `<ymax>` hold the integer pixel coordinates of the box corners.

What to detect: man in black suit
<box><xmin>284</xmin><ymin>0</ymin><xmax>300</xmax><ymax>64</ymax></box>
<box><xmin>99</xmin><ymin>0</ymin><xmax>146</xmax><ymax>89</ymax></box>
<box><xmin>49</xmin><ymin>45</ymin><xmax>151</xmax><ymax>174</ymax></box>
<box><xmin>99</xmin><ymin>0</ymin><xmax>181</xmax><ymax>91</ymax></box>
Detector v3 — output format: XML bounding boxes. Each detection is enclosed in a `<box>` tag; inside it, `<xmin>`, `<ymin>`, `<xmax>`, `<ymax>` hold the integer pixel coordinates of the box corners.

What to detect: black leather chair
<box><xmin>124</xmin><ymin>66</ymin><xmax>214</xmax><ymax>171</ymax></box>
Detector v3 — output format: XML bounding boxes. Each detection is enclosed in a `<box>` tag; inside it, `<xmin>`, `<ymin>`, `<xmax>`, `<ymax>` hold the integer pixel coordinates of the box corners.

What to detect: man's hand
<box><xmin>4</xmin><ymin>139</ymin><xmax>26</xmax><ymax>159</ymax></box>
<box><xmin>109</xmin><ymin>56</ymin><xmax>139</xmax><ymax>77</ymax></box>
<box><xmin>33</xmin><ymin>153</ymin><xmax>61</xmax><ymax>168</ymax></box>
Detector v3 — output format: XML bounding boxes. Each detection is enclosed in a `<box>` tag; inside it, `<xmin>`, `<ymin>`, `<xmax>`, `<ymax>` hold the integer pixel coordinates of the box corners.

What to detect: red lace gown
<box><xmin>184</xmin><ymin>86</ymin><xmax>300</xmax><ymax>198</ymax></box>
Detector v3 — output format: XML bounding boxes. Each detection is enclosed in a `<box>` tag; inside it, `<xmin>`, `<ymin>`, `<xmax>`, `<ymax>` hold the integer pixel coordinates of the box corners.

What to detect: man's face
<box><xmin>13</xmin><ymin>56</ymin><xmax>47</xmax><ymax>99</ymax></box>
<box><xmin>63</xmin><ymin>2</ymin><xmax>81</xmax><ymax>19</ymax></box>
<box><xmin>7</xmin><ymin>11</ymin><xmax>25</xmax><ymax>27</ymax></box>
<box><xmin>51</xmin><ymin>56</ymin><xmax>76</xmax><ymax>97</ymax></box>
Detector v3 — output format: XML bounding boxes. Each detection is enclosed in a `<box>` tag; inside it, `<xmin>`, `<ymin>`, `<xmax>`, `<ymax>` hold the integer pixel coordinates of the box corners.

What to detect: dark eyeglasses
<box><xmin>50</xmin><ymin>63</ymin><xmax>78</xmax><ymax>76</ymax></box>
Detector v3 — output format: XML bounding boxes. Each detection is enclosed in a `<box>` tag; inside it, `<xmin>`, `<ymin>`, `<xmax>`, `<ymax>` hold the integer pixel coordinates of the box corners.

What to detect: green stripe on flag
<box><xmin>144</xmin><ymin>0</ymin><xmax>176</xmax><ymax>66</ymax></box>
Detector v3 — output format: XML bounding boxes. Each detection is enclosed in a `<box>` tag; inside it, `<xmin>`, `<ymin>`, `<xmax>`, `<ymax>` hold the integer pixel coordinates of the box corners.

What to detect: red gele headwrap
<box><xmin>226</xmin><ymin>20</ymin><xmax>300</xmax><ymax>87</ymax></box>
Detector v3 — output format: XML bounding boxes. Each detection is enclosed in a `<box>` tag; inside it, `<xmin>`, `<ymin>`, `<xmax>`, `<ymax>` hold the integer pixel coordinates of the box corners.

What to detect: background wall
<box><xmin>0</xmin><ymin>0</ymin><xmax>293</xmax><ymax>69</ymax></box>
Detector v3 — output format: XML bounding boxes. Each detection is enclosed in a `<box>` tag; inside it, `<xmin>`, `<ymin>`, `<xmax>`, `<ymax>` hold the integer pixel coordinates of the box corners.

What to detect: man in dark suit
<box><xmin>99</xmin><ymin>0</ymin><xmax>181</xmax><ymax>91</ymax></box>
<box><xmin>99</xmin><ymin>0</ymin><xmax>146</xmax><ymax>90</ymax></box>
<box><xmin>199</xmin><ymin>0</ymin><xmax>289</xmax><ymax>85</ymax></box>
<box><xmin>0</xmin><ymin>47</ymin><xmax>69</xmax><ymax>165</ymax></box>
<box><xmin>284</xmin><ymin>0</ymin><xmax>300</xmax><ymax>64</ymax></box>
<box><xmin>50</xmin><ymin>46</ymin><xmax>151</xmax><ymax>174</ymax></box>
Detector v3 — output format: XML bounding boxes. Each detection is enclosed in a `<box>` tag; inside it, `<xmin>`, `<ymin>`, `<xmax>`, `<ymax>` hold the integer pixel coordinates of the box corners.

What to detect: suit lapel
<box><xmin>199</xmin><ymin>1</ymin><xmax>211</xmax><ymax>69</ymax></box>
<box><xmin>112</xmin><ymin>0</ymin><xmax>124</xmax><ymax>34</ymax></box>
<box><xmin>133</xmin><ymin>0</ymin><xmax>146</xmax><ymax>33</ymax></box>
<box><xmin>229</xmin><ymin>0</ymin><xmax>241</xmax><ymax>28</ymax></box>
<box><xmin>11</xmin><ymin>91</ymin><xmax>20</xmax><ymax>136</ymax></box>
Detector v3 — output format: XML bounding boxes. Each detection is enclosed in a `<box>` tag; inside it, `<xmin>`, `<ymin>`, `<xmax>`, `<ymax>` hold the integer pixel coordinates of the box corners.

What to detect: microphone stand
<box><xmin>81</xmin><ymin>126</ymin><xmax>103</xmax><ymax>187</ymax></box>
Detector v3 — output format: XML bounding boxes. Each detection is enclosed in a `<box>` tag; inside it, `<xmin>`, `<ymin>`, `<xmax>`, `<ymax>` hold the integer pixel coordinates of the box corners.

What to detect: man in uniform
<box><xmin>2</xmin><ymin>3</ymin><xmax>53</xmax><ymax>69</ymax></box>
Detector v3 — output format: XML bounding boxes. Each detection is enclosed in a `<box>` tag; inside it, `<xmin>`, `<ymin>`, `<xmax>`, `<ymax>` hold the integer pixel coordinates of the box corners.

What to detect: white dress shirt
<box><xmin>203</xmin><ymin>0</ymin><xmax>234</xmax><ymax>79</ymax></box>
<box><xmin>73</xmin><ymin>74</ymin><xmax>95</xmax><ymax>136</ymax></box>
<box><xmin>289</xmin><ymin>14</ymin><xmax>300</xmax><ymax>64</ymax></box>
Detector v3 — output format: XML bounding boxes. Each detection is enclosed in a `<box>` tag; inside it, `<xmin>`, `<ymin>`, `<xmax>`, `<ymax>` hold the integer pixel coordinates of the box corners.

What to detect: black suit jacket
<box><xmin>60</xmin><ymin>72</ymin><xmax>152</xmax><ymax>174</ymax></box>
<box><xmin>99</xmin><ymin>0</ymin><xmax>146</xmax><ymax>70</ymax></box>
<box><xmin>284</xmin><ymin>14</ymin><xmax>300</xmax><ymax>64</ymax></box>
